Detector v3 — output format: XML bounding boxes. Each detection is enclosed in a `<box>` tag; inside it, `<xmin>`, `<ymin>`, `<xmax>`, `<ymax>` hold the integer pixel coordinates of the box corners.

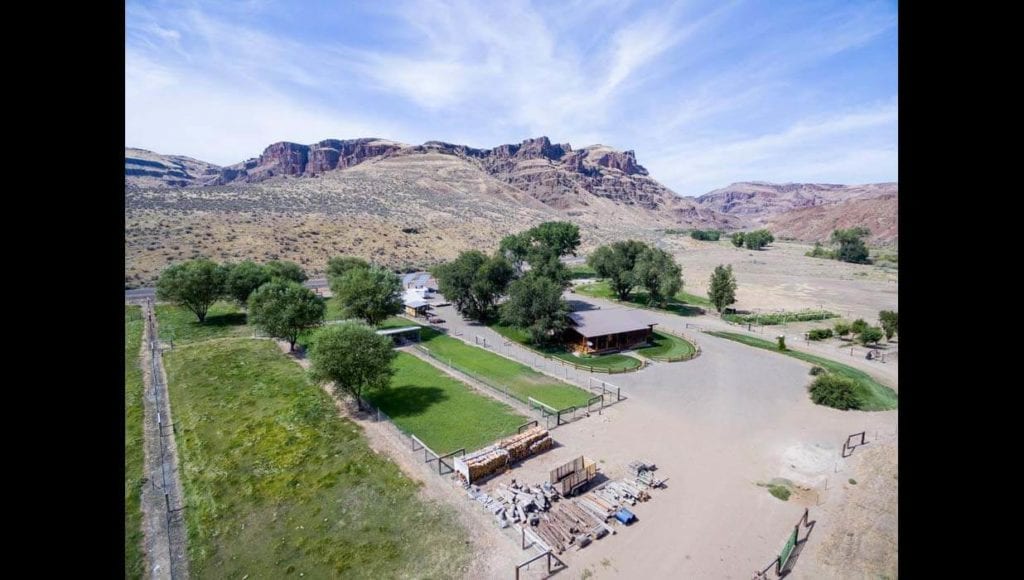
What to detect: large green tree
<box><xmin>500</xmin><ymin>221</ymin><xmax>581</xmax><ymax>285</ymax></box>
<box><xmin>247</xmin><ymin>280</ymin><xmax>326</xmax><ymax>351</ymax></box>
<box><xmin>156</xmin><ymin>259</ymin><xmax>228</xmax><ymax>323</ymax></box>
<box><xmin>528</xmin><ymin>221</ymin><xmax>581</xmax><ymax>258</ymax></box>
<box><xmin>308</xmin><ymin>322</ymin><xmax>397</xmax><ymax>411</ymax></box>
<box><xmin>500</xmin><ymin>274</ymin><xmax>570</xmax><ymax>345</ymax></box>
<box><xmin>433</xmin><ymin>251</ymin><xmax>514</xmax><ymax>321</ymax></box>
<box><xmin>634</xmin><ymin>247</ymin><xmax>683</xmax><ymax>307</ymax></box>
<box><xmin>223</xmin><ymin>261</ymin><xmax>272</xmax><ymax>306</ymax></box>
<box><xmin>587</xmin><ymin>240</ymin><xmax>647</xmax><ymax>300</ymax></box>
<box><xmin>265</xmin><ymin>260</ymin><xmax>308</xmax><ymax>283</ymax></box>
<box><xmin>331</xmin><ymin>266</ymin><xmax>403</xmax><ymax>327</ymax></box>
<box><xmin>708</xmin><ymin>264</ymin><xmax>738</xmax><ymax>313</ymax></box>
<box><xmin>879</xmin><ymin>310</ymin><xmax>898</xmax><ymax>340</ymax></box>
<box><xmin>326</xmin><ymin>256</ymin><xmax>370</xmax><ymax>281</ymax></box>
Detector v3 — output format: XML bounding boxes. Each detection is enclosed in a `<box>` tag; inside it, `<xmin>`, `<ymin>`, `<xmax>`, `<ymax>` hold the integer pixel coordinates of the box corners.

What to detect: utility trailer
<box><xmin>550</xmin><ymin>456</ymin><xmax>597</xmax><ymax>496</ymax></box>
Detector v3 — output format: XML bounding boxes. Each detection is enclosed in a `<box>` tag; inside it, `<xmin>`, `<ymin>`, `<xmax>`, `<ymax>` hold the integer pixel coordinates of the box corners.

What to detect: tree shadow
<box><xmin>665</xmin><ymin>303</ymin><xmax>705</xmax><ymax>317</ymax></box>
<box><xmin>368</xmin><ymin>385</ymin><xmax>448</xmax><ymax>418</ymax></box>
<box><xmin>566</xmin><ymin>299</ymin><xmax>600</xmax><ymax>312</ymax></box>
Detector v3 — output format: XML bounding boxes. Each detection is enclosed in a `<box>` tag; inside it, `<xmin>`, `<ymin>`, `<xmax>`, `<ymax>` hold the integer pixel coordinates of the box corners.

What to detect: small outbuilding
<box><xmin>403</xmin><ymin>298</ymin><xmax>431</xmax><ymax>318</ymax></box>
<box><xmin>565</xmin><ymin>309</ymin><xmax>655</xmax><ymax>354</ymax></box>
<box><xmin>376</xmin><ymin>325</ymin><xmax>421</xmax><ymax>345</ymax></box>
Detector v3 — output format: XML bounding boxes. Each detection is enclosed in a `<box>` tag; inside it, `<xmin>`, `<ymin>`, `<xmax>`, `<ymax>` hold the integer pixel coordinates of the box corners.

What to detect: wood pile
<box><xmin>455</xmin><ymin>427</ymin><xmax>553</xmax><ymax>483</ymax></box>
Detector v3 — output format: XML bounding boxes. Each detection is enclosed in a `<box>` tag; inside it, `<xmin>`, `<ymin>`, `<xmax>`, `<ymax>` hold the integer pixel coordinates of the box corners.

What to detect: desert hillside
<box><xmin>125</xmin><ymin>137</ymin><xmax>897</xmax><ymax>286</ymax></box>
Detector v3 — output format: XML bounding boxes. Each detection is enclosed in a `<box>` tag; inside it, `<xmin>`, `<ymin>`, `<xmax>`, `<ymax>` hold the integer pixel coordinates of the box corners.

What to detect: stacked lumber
<box><xmin>457</xmin><ymin>427</ymin><xmax>553</xmax><ymax>483</ymax></box>
<box><xmin>500</xmin><ymin>427</ymin><xmax>550</xmax><ymax>462</ymax></box>
<box><xmin>460</xmin><ymin>445</ymin><xmax>510</xmax><ymax>482</ymax></box>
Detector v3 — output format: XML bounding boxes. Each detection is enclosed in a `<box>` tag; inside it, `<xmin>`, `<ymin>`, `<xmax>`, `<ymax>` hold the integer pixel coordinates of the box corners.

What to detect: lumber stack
<box><xmin>500</xmin><ymin>426</ymin><xmax>550</xmax><ymax>462</ymax></box>
<box><xmin>455</xmin><ymin>427</ymin><xmax>553</xmax><ymax>483</ymax></box>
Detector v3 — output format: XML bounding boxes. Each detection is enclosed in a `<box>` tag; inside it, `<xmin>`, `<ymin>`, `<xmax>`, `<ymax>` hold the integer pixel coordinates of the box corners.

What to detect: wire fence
<box><xmin>144</xmin><ymin>301</ymin><xmax>187</xmax><ymax>580</ymax></box>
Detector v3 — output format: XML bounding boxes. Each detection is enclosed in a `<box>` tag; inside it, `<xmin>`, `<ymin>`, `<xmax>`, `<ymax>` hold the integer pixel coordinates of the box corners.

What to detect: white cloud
<box><xmin>645</xmin><ymin>101</ymin><xmax>898</xmax><ymax>195</ymax></box>
<box><xmin>125</xmin><ymin>51</ymin><xmax>401</xmax><ymax>164</ymax></box>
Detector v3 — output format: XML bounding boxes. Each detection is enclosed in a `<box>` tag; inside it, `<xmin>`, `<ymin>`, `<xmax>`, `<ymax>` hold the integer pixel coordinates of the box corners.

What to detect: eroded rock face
<box><xmin>214</xmin><ymin>138</ymin><xmax>406</xmax><ymax>183</ymax></box>
<box><xmin>198</xmin><ymin>136</ymin><xmax>671</xmax><ymax>211</ymax></box>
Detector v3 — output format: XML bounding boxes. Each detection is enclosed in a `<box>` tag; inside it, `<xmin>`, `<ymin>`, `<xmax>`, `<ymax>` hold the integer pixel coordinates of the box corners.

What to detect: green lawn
<box><xmin>378</xmin><ymin>316</ymin><xmax>416</xmax><ymax>330</ymax></box>
<box><xmin>569</xmin><ymin>263</ymin><xmax>598</xmax><ymax>279</ymax></box>
<box><xmin>490</xmin><ymin>324</ymin><xmax>643</xmax><ymax>372</ymax></box>
<box><xmin>576</xmin><ymin>280</ymin><xmax>710</xmax><ymax>316</ymax></box>
<box><xmin>419</xmin><ymin>327</ymin><xmax>594</xmax><ymax>409</ymax></box>
<box><xmin>296</xmin><ymin>316</ymin><xmax>417</xmax><ymax>350</ymax></box>
<box><xmin>125</xmin><ymin>306</ymin><xmax>145</xmax><ymax>580</ymax></box>
<box><xmin>723</xmin><ymin>309</ymin><xmax>837</xmax><ymax>326</ymax></box>
<box><xmin>706</xmin><ymin>331</ymin><xmax>898</xmax><ymax>411</ymax></box>
<box><xmin>163</xmin><ymin>338</ymin><xmax>472</xmax><ymax>577</ymax></box>
<box><xmin>637</xmin><ymin>331</ymin><xmax>697</xmax><ymax>360</ymax></box>
<box><xmin>368</xmin><ymin>353</ymin><xmax>527</xmax><ymax>454</ymax></box>
<box><xmin>324</xmin><ymin>297</ymin><xmax>345</xmax><ymax>321</ymax></box>
<box><xmin>155</xmin><ymin>301</ymin><xmax>249</xmax><ymax>344</ymax></box>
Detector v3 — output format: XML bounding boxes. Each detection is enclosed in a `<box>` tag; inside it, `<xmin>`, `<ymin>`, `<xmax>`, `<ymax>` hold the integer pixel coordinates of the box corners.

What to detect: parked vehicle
<box><xmin>429</xmin><ymin>316</ymin><xmax>446</xmax><ymax>324</ymax></box>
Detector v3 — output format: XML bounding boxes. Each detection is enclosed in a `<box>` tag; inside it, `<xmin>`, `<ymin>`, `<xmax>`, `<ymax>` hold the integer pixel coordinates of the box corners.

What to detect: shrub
<box><xmin>809</xmin><ymin>366</ymin><xmax>826</xmax><ymax>376</ymax></box>
<box><xmin>777</xmin><ymin>335</ymin><xmax>786</xmax><ymax>350</ymax></box>
<box><xmin>806</xmin><ymin>242</ymin><xmax>835</xmax><ymax>259</ymax></box>
<box><xmin>851</xmin><ymin>318</ymin><xmax>869</xmax><ymax>335</ymax></box>
<box><xmin>807</xmin><ymin>328</ymin><xmax>833</xmax><ymax>341</ymax></box>
<box><xmin>731</xmin><ymin>232</ymin><xmax>745</xmax><ymax>247</ymax></box>
<box><xmin>858</xmin><ymin>326</ymin><xmax>885</xmax><ymax>345</ymax></box>
<box><xmin>690</xmin><ymin>229</ymin><xmax>721</xmax><ymax>241</ymax></box>
<box><xmin>768</xmin><ymin>484</ymin><xmax>790</xmax><ymax>501</ymax></box>
<box><xmin>834</xmin><ymin>321</ymin><xmax>852</xmax><ymax>336</ymax></box>
<box><xmin>808</xmin><ymin>374</ymin><xmax>861</xmax><ymax>410</ymax></box>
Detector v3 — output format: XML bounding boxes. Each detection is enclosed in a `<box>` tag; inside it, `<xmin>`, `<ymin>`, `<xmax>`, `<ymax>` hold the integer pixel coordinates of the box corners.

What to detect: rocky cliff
<box><xmin>192</xmin><ymin>136</ymin><xmax>675</xmax><ymax>212</ymax></box>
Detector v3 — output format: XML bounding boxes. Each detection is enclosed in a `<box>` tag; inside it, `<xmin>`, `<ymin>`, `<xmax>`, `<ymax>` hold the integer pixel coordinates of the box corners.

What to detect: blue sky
<box><xmin>126</xmin><ymin>0</ymin><xmax>897</xmax><ymax>196</ymax></box>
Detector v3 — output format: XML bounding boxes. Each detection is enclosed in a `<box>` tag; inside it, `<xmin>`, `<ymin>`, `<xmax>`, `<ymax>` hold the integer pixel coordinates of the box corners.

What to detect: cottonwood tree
<box><xmin>500</xmin><ymin>274</ymin><xmax>570</xmax><ymax>345</ymax></box>
<box><xmin>331</xmin><ymin>265</ymin><xmax>403</xmax><ymax>327</ymax></box>
<box><xmin>266</xmin><ymin>260</ymin><xmax>308</xmax><ymax>283</ymax></box>
<box><xmin>500</xmin><ymin>221</ymin><xmax>580</xmax><ymax>285</ymax></box>
<box><xmin>708</xmin><ymin>264</ymin><xmax>738</xmax><ymax>313</ymax></box>
<box><xmin>247</xmin><ymin>280</ymin><xmax>325</xmax><ymax>351</ymax></box>
<box><xmin>223</xmin><ymin>261</ymin><xmax>272</xmax><ymax>306</ymax></box>
<box><xmin>587</xmin><ymin>240</ymin><xmax>648</xmax><ymax>300</ymax></box>
<box><xmin>634</xmin><ymin>247</ymin><xmax>683</xmax><ymax>307</ymax></box>
<box><xmin>156</xmin><ymin>259</ymin><xmax>228</xmax><ymax>323</ymax></box>
<box><xmin>879</xmin><ymin>310</ymin><xmax>898</xmax><ymax>340</ymax></box>
<box><xmin>433</xmin><ymin>251</ymin><xmax>515</xmax><ymax>321</ymax></box>
<box><xmin>326</xmin><ymin>256</ymin><xmax>370</xmax><ymax>281</ymax></box>
<box><xmin>308</xmin><ymin>322</ymin><xmax>397</xmax><ymax>411</ymax></box>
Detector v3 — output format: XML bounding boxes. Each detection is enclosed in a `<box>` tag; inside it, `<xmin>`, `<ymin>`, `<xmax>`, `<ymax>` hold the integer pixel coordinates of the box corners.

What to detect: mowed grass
<box><xmin>296</xmin><ymin>316</ymin><xmax>416</xmax><ymax>350</ymax></box>
<box><xmin>491</xmin><ymin>324</ymin><xmax>642</xmax><ymax>372</ymax></box>
<box><xmin>163</xmin><ymin>338</ymin><xmax>472</xmax><ymax>578</ymax></box>
<box><xmin>576</xmin><ymin>280</ymin><xmax>710</xmax><ymax>316</ymax></box>
<box><xmin>368</xmin><ymin>353</ymin><xmax>527</xmax><ymax>454</ymax></box>
<box><xmin>125</xmin><ymin>306</ymin><xmax>145</xmax><ymax>580</ymax></box>
<box><xmin>324</xmin><ymin>297</ymin><xmax>345</xmax><ymax>321</ymax></box>
<box><xmin>637</xmin><ymin>331</ymin><xmax>696</xmax><ymax>360</ymax></box>
<box><xmin>420</xmin><ymin>327</ymin><xmax>594</xmax><ymax>409</ymax></box>
<box><xmin>569</xmin><ymin>263</ymin><xmax>598</xmax><ymax>279</ymax></box>
<box><xmin>156</xmin><ymin>301</ymin><xmax>249</xmax><ymax>344</ymax></box>
<box><xmin>706</xmin><ymin>331</ymin><xmax>898</xmax><ymax>411</ymax></box>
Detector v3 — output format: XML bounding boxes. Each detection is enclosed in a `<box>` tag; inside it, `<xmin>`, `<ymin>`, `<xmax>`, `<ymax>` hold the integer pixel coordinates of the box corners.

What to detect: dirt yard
<box><xmin>661</xmin><ymin>237</ymin><xmax>898</xmax><ymax>323</ymax></box>
<box><xmin>432</xmin><ymin>292</ymin><xmax>898</xmax><ymax>579</ymax></box>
